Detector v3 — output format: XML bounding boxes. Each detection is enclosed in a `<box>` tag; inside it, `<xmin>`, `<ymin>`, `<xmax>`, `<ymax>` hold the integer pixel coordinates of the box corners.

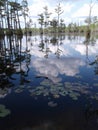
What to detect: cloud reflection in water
<box><xmin>32</xmin><ymin>57</ymin><xmax>85</xmax><ymax>83</ymax></box>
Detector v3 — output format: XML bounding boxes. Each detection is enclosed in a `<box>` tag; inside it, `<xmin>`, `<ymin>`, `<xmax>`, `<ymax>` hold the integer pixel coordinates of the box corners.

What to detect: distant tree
<box><xmin>43</xmin><ymin>6</ymin><xmax>52</xmax><ymax>33</ymax></box>
<box><xmin>0</xmin><ymin>0</ymin><xmax>5</xmax><ymax>33</ymax></box>
<box><xmin>55</xmin><ymin>3</ymin><xmax>64</xmax><ymax>32</ymax></box>
<box><xmin>26</xmin><ymin>18</ymin><xmax>33</xmax><ymax>35</ymax></box>
<box><xmin>50</xmin><ymin>19</ymin><xmax>58</xmax><ymax>33</ymax></box>
<box><xmin>92</xmin><ymin>16</ymin><xmax>97</xmax><ymax>23</ymax></box>
<box><xmin>59</xmin><ymin>19</ymin><xmax>65</xmax><ymax>32</ymax></box>
<box><xmin>67</xmin><ymin>23</ymin><xmax>73</xmax><ymax>33</ymax></box>
<box><xmin>88</xmin><ymin>0</ymin><xmax>96</xmax><ymax>26</ymax></box>
<box><xmin>26</xmin><ymin>18</ymin><xmax>33</xmax><ymax>28</ymax></box>
<box><xmin>43</xmin><ymin>6</ymin><xmax>51</xmax><ymax>28</ymax></box>
<box><xmin>84</xmin><ymin>0</ymin><xmax>96</xmax><ymax>37</ymax></box>
<box><xmin>84</xmin><ymin>0</ymin><xmax>96</xmax><ymax>27</ymax></box>
<box><xmin>38</xmin><ymin>13</ymin><xmax>44</xmax><ymax>34</ymax></box>
<box><xmin>9</xmin><ymin>1</ymin><xmax>22</xmax><ymax>30</ymax></box>
<box><xmin>21</xmin><ymin>0</ymin><xmax>29</xmax><ymax>32</ymax></box>
<box><xmin>73</xmin><ymin>23</ymin><xmax>79</xmax><ymax>33</ymax></box>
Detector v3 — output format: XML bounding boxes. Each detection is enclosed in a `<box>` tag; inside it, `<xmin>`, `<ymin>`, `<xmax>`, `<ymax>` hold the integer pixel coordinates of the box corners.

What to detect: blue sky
<box><xmin>19</xmin><ymin>0</ymin><xmax>98</xmax><ymax>27</ymax></box>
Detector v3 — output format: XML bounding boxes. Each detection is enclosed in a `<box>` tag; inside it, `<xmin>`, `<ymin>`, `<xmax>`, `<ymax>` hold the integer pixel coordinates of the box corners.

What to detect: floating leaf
<box><xmin>59</xmin><ymin>91</ymin><xmax>68</xmax><ymax>96</ymax></box>
<box><xmin>0</xmin><ymin>104</ymin><xmax>11</xmax><ymax>118</ymax></box>
<box><xmin>92</xmin><ymin>95</ymin><xmax>98</xmax><ymax>101</ymax></box>
<box><xmin>14</xmin><ymin>88</ymin><xmax>23</xmax><ymax>93</ymax></box>
<box><xmin>69</xmin><ymin>93</ymin><xmax>78</xmax><ymax>100</ymax></box>
<box><xmin>55</xmin><ymin>82</ymin><xmax>63</xmax><ymax>87</ymax></box>
<box><xmin>53</xmin><ymin>94</ymin><xmax>60</xmax><ymax>98</ymax></box>
<box><xmin>27</xmin><ymin>86</ymin><xmax>32</xmax><ymax>89</ymax></box>
<box><xmin>43</xmin><ymin>92</ymin><xmax>49</xmax><ymax>96</ymax></box>
<box><xmin>36</xmin><ymin>91</ymin><xmax>42</xmax><ymax>95</ymax></box>
<box><xmin>19</xmin><ymin>85</ymin><xmax>25</xmax><ymax>88</ymax></box>
<box><xmin>93</xmin><ymin>83</ymin><xmax>98</xmax><ymax>87</ymax></box>
<box><xmin>48</xmin><ymin>101</ymin><xmax>57</xmax><ymax>107</ymax></box>
<box><xmin>36</xmin><ymin>86</ymin><xmax>44</xmax><ymax>90</ymax></box>
<box><xmin>75</xmin><ymin>75</ymin><xmax>82</xmax><ymax>79</ymax></box>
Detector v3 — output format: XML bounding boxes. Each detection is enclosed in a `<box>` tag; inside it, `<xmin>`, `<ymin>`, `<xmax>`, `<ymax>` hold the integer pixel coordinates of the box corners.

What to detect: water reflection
<box><xmin>0</xmin><ymin>34</ymin><xmax>98</xmax><ymax>95</ymax></box>
<box><xmin>0</xmin><ymin>34</ymin><xmax>98</xmax><ymax>130</ymax></box>
<box><xmin>85</xmin><ymin>101</ymin><xmax>98</xmax><ymax>127</ymax></box>
<box><xmin>0</xmin><ymin>87</ymin><xmax>11</xmax><ymax>98</ymax></box>
<box><xmin>32</xmin><ymin>57</ymin><xmax>85</xmax><ymax>83</ymax></box>
<box><xmin>89</xmin><ymin>55</ymin><xmax>98</xmax><ymax>75</ymax></box>
<box><xmin>0</xmin><ymin>35</ymin><xmax>31</xmax><ymax>97</ymax></box>
<box><xmin>28</xmin><ymin>34</ymin><xmax>98</xmax><ymax>60</ymax></box>
<box><xmin>49</xmin><ymin>34</ymin><xmax>64</xmax><ymax>58</ymax></box>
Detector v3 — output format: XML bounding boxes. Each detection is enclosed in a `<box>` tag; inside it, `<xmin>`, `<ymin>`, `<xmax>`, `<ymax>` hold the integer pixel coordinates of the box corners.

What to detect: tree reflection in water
<box><xmin>83</xmin><ymin>33</ymin><xmax>98</xmax><ymax>75</ymax></box>
<box><xmin>0</xmin><ymin>34</ymin><xmax>98</xmax><ymax>130</ymax></box>
<box><xmin>0</xmin><ymin>35</ymin><xmax>31</xmax><ymax>97</ymax></box>
<box><xmin>83</xmin><ymin>33</ymin><xmax>96</xmax><ymax>65</ymax></box>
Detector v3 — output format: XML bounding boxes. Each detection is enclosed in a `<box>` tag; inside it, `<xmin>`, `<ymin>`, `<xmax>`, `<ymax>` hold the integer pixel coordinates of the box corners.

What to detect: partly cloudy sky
<box><xmin>19</xmin><ymin>0</ymin><xmax>98</xmax><ymax>27</ymax></box>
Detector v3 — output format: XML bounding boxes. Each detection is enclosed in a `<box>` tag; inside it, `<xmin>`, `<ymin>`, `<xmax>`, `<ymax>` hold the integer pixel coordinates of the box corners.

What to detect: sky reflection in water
<box><xmin>0</xmin><ymin>34</ymin><xmax>98</xmax><ymax>130</ymax></box>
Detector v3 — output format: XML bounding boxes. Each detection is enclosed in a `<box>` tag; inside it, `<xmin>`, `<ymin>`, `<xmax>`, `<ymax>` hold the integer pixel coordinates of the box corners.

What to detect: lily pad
<box><xmin>14</xmin><ymin>88</ymin><xmax>23</xmax><ymax>93</ymax></box>
<box><xmin>0</xmin><ymin>104</ymin><xmax>11</xmax><ymax>118</ymax></box>
<box><xmin>92</xmin><ymin>95</ymin><xmax>98</xmax><ymax>101</ymax></box>
<box><xmin>27</xmin><ymin>86</ymin><xmax>32</xmax><ymax>89</ymax></box>
<box><xmin>43</xmin><ymin>92</ymin><xmax>49</xmax><ymax>96</ymax></box>
<box><xmin>19</xmin><ymin>85</ymin><xmax>25</xmax><ymax>88</ymax></box>
<box><xmin>40</xmin><ymin>79</ymin><xmax>52</xmax><ymax>86</ymax></box>
<box><xmin>48</xmin><ymin>101</ymin><xmax>58</xmax><ymax>107</ymax></box>
<box><xmin>75</xmin><ymin>75</ymin><xmax>82</xmax><ymax>79</ymax></box>
<box><xmin>53</xmin><ymin>94</ymin><xmax>60</xmax><ymax>98</ymax></box>
<box><xmin>59</xmin><ymin>91</ymin><xmax>68</xmax><ymax>96</ymax></box>
<box><xmin>93</xmin><ymin>83</ymin><xmax>98</xmax><ymax>87</ymax></box>
<box><xmin>69</xmin><ymin>92</ymin><xmax>79</xmax><ymax>100</ymax></box>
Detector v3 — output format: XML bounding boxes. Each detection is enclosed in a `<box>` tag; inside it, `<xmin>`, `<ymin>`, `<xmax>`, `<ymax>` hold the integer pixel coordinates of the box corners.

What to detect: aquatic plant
<box><xmin>40</xmin><ymin>79</ymin><xmax>52</xmax><ymax>86</ymax></box>
<box><xmin>48</xmin><ymin>101</ymin><xmax>57</xmax><ymax>107</ymax></box>
<box><xmin>14</xmin><ymin>88</ymin><xmax>24</xmax><ymax>93</ymax></box>
<box><xmin>93</xmin><ymin>83</ymin><xmax>98</xmax><ymax>87</ymax></box>
<box><xmin>0</xmin><ymin>104</ymin><xmax>11</xmax><ymax>118</ymax></box>
<box><xmin>28</xmin><ymin>79</ymin><xmax>90</xmax><ymax>101</ymax></box>
<box><xmin>12</xmin><ymin>78</ymin><xmax>98</xmax><ymax>102</ymax></box>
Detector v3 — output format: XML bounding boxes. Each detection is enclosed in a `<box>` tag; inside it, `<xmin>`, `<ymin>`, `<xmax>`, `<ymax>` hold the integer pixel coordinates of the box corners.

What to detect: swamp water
<box><xmin>0</xmin><ymin>34</ymin><xmax>98</xmax><ymax>130</ymax></box>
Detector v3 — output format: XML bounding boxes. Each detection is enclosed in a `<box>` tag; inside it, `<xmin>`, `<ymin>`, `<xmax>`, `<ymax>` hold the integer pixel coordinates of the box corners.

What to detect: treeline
<box><xmin>0</xmin><ymin>0</ymin><xmax>29</xmax><ymax>36</ymax></box>
<box><xmin>37</xmin><ymin>3</ymin><xmax>98</xmax><ymax>35</ymax></box>
<box><xmin>0</xmin><ymin>0</ymin><xmax>98</xmax><ymax>36</ymax></box>
<box><xmin>28</xmin><ymin>23</ymin><xmax>98</xmax><ymax>35</ymax></box>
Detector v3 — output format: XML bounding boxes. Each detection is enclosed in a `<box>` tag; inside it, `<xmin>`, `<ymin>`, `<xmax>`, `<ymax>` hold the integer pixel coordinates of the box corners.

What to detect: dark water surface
<box><xmin>0</xmin><ymin>34</ymin><xmax>98</xmax><ymax>130</ymax></box>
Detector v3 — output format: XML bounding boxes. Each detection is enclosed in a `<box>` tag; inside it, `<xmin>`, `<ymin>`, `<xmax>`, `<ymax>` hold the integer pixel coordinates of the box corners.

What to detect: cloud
<box><xmin>22</xmin><ymin>34</ymin><xmax>98</xmax><ymax>59</ymax></box>
<box><xmin>27</xmin><ymin>0</ymin><xmax>74</xmax><ymax>26</ymax></box>
<box><xmin>72</xmin><ymin>4</ymin><xmax>89</xmax><ymax>18</ymax></box>
<box><xmin>21</xmin><ymin>35</ymin><xmax>71</xmax><ymax>58</ymax></box>
<box><xmin>19</xmin><ymin>0</ymin><xmax>98</xmax><ymax>27</ymax></box>
<box><xmin>73</xmin><ymin>41</ymin><xmax>98</xmax><ymax>56</ymax></box>
<box><xmin>72</xmin><ymin>3</ymin><xmax>98</xmax><ymax>18</ymax></box>
<box><xmin>32</xmin><ymin>57</ymin><xmax>85</xmax><ymax>83</ymax></box>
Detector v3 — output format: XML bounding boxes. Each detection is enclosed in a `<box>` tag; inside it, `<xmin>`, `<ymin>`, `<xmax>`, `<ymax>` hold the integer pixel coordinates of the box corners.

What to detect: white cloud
<box><xmin>19</xmin><ymin>0</ymin><xmax>98</xmax><ymax>27</ymax></box>
<box><xmin>72</xmin><ymin>4</ymin><xmax>89</xmax><ymax>18</ymax></box>
<box><xmin>27</xmin><ymin>0</ymin><xmax>74</xmax><ymax>26</ymax></box>
<box><xmin>72</xmin><ymin>3</ymin><xmax>98</xmax><ymax>18</ymax></box>
<box><xmin>71</xmin><ymin>39</ymin><xmax>98</xmax><ymax>56</ymax></box>
<box><xmin>32</xmin><ymin>57</ymin><xmax>85</xmax><ymax>83</ymax></box>
<box><xmin>22</xmin><ymin>35</ymin><xmax>98</xmax><ymax>59</ymax></box>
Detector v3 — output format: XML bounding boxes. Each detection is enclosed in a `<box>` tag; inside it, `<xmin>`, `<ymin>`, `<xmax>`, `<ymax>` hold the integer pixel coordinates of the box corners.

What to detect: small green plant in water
<box><xmin>0</xmin><ymin>104</ymin><xmax>11</xmax><ymax>118</ymax></box>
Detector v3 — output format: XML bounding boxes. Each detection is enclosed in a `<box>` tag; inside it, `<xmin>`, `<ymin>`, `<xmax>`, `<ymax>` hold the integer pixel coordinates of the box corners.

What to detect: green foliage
<box><xmin>0</xmin><ymin>29</ymin><xmax>4</xmax><ymax>36</ymax></box>
<box><xmin>15</xmin><ymin>29</ymin><xmax>23</xmax><ymax>35</ymax></box>
<box><xmin>6</xmin><ymin>29</ymin><xmax>13</xmax><ymax>36</ymax></box>
<box><xmin>50</xmin><ymin>19</ymin><xmax>58</xmax><ymax>33</ymax></box>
